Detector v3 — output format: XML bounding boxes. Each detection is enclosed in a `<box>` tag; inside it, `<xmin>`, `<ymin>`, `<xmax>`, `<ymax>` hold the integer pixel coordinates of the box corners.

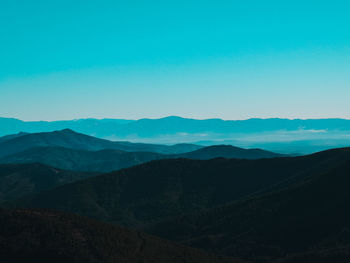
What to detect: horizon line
<box><xmin>1</xmin><ymin>116</ymin><xmax>350</xmax><ymax>122</ymax></box>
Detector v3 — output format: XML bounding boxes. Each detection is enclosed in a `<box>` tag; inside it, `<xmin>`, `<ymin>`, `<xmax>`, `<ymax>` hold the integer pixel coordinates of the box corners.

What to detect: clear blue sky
<box><xmin>1</xmin><ymin>0</ymin><xmax>349</xmax><ymax>121</ymax></box>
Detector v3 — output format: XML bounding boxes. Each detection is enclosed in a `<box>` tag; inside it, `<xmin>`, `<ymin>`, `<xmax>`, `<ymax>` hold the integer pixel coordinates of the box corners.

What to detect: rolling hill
<box><xmin>0</xmin><ymin>144</ymin><xmax>283</xmax><ymax>172</ymax></box>
<box><xmin>0</xmin><ymin>163</ymin><xmax>95</xmax><ymax>202</ymax></box>
<box><xmin>0</xmin><ymin>208</ymin><xmax>243</xmax><ymax>263</ymax></box>
<box><xmin>0</xmin><ymin>146</ymin><xmax>164</xmax><ymax>172</ymax></box>
<box><xmin>9</xmin><ymin>148</ymin><xmax>350</xmax><ymax>227</ymax></box>
<box><xmin>0</xmin><ymin>129</ymin><xmax>202</xmax><ymax>158</ymax></box>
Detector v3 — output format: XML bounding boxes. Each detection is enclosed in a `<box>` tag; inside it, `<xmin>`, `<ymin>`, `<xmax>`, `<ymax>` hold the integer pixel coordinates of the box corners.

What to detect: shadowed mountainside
<box><xmin>8</xmin><ymin>148</ymin><xmax>350</xmax><ymax>228</ymax></box>
<box><xmin>0</xmin><ymin>146</ymin><xmax>164</xmax><ymax>172</ymax></box>
<box><xmin>0</xmin><ymin>208</ymin><xmax>244</xmax><ymax>263</ymax></box>
<box><xmin>146</xmin><ymin>148</ymin><xmax>350</xmax><ymax>263</ymax></box>
<box><xmin>0</xmin><ymin>163</ymin><xmax>95</xmax><ymax>202</ymax></box>
<box><xmin>0</xmin><ymin>144</ymin><xmax>283</xmax><ymax>172</ymax></box>
<box><xmin>0</xmin><ymin>131</ymin><xmax>29</xmax><ymax>143</ymax></box>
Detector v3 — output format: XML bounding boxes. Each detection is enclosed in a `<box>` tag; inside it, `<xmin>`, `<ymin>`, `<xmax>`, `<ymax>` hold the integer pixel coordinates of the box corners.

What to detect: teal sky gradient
<box><xmin>1</xmin><ymin>0</ymin><xmax>350</xmax><ymax>120</ymax></box>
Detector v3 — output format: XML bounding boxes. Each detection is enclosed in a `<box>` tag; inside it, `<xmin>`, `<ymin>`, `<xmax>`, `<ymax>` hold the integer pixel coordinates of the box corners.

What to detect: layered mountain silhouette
<box><xmin>0</xmin><ymin>129</ymin><xmax>202</xmax><ymax>158</ymax></box>
<box><xmin>0</xmin><ymin>208</ymin><xmax>243</xmax><ymax>263</ymax></box>
<box><xmin>2</xmin><ymin>116</ymin><xmax>350</xmax><ymax>137</ymax></box>
<box><xmin>0</xmin><ymin>163</ymin><xmax>95</xmax><ymax>202</ymax></box>
<box><xmin>0</xmin><ymin>117</ymin><xmax>133</xmax><ymax>137</ymax></box>
<box><xmin>8</xmin><ymin>148</ymin><xmax>349</xmax><ymax>228</ymax></box>
<box><xmin>2</xmin><ymin>147</ymin><xmax>350</xmax><ymax>262</ymax></box>
<box><xmin>0</xmin><ymin>131</ymin><xmax>283</xmax><ymax>172</ymax></box>
<box><xmin>2</xmin><ymin>125</ymin><xmax>350</xmax><ymax>262</ymax></box>
<box><xmin>2</xmin><ymin>116</ymin><xmax>350</xmax><ymax>154</ymax></box>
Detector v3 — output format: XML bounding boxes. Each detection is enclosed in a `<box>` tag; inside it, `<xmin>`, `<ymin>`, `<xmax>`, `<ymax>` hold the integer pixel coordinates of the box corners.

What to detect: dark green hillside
<box><xmin>0</xmin><ymin>208</ymin><xmax>243</xmax><ymax>263</ymax></box>
<box><xmin>10</xmin><ymin>148</ymin><xmax>350</xmax><ymax>227</ymax></box>
<box><xmin>0</xmin><ymin>163</ymin><xmax>95</xmax><ymax>201</ymax></box>
<box><xmin>147</xmin><ymin>149</ymin><xmax>350</xmax><ymax>263</ymax></box>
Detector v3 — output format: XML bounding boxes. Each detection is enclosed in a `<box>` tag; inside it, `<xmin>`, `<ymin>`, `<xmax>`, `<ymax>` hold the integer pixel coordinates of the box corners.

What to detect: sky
<box><xmin>0</xmin><ymin>0</ymin><xmax>349</xmax><ymax>121</ymax></box>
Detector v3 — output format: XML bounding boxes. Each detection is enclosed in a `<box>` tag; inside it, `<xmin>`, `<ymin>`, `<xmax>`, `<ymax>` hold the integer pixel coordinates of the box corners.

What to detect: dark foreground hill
<box><xmin>0</xmin><ymin>208</ymin><xmax>243</xmax><ymax>263</ymax></box>
<box><xmin>0</xmin><ymin>129</ymin><xmax>202</xmax><ymax>158</ymax></box>
<box><xmin>0</xmin><ymin>163</ymin><xmax>95</xmax><ymax>202</ymax></box>
<box><xmin>147</xmin><ymin>148</ymin><xmax>350</xmax><ymax>263</ymax></box>
<box><xmin>0</xmin><ymin>144</ymin><xmax>283</xmax><ymax>172</ymax></box>
<box><xmin>9</xmin><ymin>148</ymin><xmax>350</xmax><ymax>227</ymax></box>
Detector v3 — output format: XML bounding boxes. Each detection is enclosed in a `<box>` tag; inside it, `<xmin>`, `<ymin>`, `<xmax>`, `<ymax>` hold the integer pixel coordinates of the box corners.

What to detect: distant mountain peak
<box><xmin>161</xmin><ymin>116</ymin><xmax>186</xmax><ymax>120</ymax></box>
<box><xmin>204</xmin><ymin>144</ymin><xmax>240</xmax><ymax>149</ymax></box>
<box><xmin>58</xmin><ymin>128</ymin><xmax>77</xmax><ymax>134</ymax></box>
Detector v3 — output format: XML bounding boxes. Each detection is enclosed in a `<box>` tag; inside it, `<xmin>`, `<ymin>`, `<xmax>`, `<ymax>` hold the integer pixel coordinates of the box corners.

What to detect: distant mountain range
<box><xmin>0</xmin><ymin>209</ymin><xmax>242</xmax><ymax>263</ymax></box>
<box><xmin>0</xmin><ymin>130</ymin><xmax>283</xmax><ymax>172</ymax></box>
<box><xmin>2</xmin><ymin>116</ymin><xmax>350</xmax><ymax>154</ymax></box>
<box><xmin>2</xmin><ymin>116</ymin><xmax>350</xmax><ymax>137</ymax></box>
